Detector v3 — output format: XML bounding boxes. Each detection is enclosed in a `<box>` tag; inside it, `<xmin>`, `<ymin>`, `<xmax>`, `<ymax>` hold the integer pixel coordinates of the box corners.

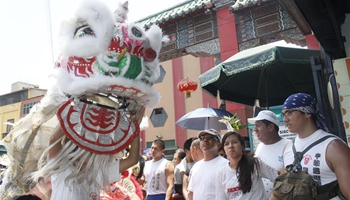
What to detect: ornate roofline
<box><xmin>138</xmin><ymin>0</ymin><xmax>213</xmax><ymax>28</ymax></box>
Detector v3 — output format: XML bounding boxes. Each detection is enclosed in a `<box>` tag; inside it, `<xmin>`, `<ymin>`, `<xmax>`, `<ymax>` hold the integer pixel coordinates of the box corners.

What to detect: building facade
<box><xmin>138</xmin><ymin>0</ymin><xmax>322</xmax><ymax>153</ymax></box>
<box><xmin>0</xmin><ymin>83</ymin><xmax>47</xmax><ymax>140</ymax></box>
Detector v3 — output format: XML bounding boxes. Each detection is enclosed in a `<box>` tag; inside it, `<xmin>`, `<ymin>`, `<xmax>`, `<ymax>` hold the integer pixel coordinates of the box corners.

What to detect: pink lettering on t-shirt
<box><xmin>227</xmin><ymin>187</ymin><xmax>241</xmax><ymax>193</ymax></box>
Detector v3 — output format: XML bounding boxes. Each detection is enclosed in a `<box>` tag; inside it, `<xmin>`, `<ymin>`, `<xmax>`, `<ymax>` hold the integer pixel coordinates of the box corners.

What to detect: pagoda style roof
<box><xmin>138</xmin><ymin>0</ymin><xmax>212</xmax><ymax>28</ymax></box>
<box><xmin>230</xmin><ymin>0</ymin><xmax>272</xmax><ymax>12</ymax></box>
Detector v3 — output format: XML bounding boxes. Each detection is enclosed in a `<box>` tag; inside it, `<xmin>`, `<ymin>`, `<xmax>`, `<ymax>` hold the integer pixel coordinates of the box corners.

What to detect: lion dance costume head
<box><xmin>0</xmin><ymin>0</ymin><xmax>167</xmax><ymax>199</ymax></box>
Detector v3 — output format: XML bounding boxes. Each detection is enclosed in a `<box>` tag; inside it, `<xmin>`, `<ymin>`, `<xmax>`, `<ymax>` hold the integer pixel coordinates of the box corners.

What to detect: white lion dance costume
<box><xmin>0</xmin><ymin>0</ymin><xmax>167</xmax><ymax>199</ymax></box>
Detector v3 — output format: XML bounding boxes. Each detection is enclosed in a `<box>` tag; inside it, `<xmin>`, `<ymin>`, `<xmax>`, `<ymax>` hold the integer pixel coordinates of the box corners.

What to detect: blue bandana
<box><xmin>283</xmin><ymin>93</ymin><xmax>329</xmax><ymax>132</ymax></box>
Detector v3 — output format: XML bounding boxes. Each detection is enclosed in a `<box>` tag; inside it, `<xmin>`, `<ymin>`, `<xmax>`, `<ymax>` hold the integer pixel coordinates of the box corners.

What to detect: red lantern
<box><xmin>177</xmin><ymin>77</ymin><xmax>198</xmax><ymax>98</ymax></box>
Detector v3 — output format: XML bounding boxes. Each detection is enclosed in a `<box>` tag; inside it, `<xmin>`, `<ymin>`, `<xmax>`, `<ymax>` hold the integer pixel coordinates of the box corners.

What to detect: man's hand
<box><xmin>120</xmin><ymin>107</ymin><xmax>145</xmax><ymax>172</ymax></box>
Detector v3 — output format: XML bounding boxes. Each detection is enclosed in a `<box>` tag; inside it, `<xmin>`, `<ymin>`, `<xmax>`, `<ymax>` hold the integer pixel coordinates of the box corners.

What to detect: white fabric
<box><xmin>177</xmin><ymin>158</ymin><xmax>187</xmax><ymax>174</ymax></box>
<box><xmin>175</xmin><ymin>158</ymin><xmax>194</xmax><ymax>184</ymax></box>
<box><xmin>174</xmin><ymin>164</ymin><xmax>182</xmax><ymax>184</ymax></box>
<box><xmin>254</xmin><ymin>138</ymin><xmax>291</xmax><ymax>199</ymax></box>
<box><xmin>215</xmin><ymin>158</ymin><xmax>278</xmax><ymax>200</ymax></box>
<box><xmin>188</xmin><ymin>156</ymin><xmax>228</xmax><ymax>200</ymax></box>
<box><xmin>50</xmin><ymin>160</ymin><xmax>120</xmax><ymax>200</ymax></box>
<box><xmin>283</xmin><ymin>129</ymin><xmax>341</xmax><ymax>200</ymax></box>
<box><xmin>144</xmin><ymin>157</ymin><xmax>170</xmax><ymax>195</ymax></box>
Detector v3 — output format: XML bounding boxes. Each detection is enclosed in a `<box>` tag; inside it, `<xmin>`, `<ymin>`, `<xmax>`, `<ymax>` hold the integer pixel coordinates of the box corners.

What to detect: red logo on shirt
<box><xmin>304</xmin><ymin>154</ymin><xmax>312</xmax><ymax>165</ymax></box>
<box><xmin>227</xmin><ymin>187</ymin><xmax>241</xmax><ymax>193</ymax></box>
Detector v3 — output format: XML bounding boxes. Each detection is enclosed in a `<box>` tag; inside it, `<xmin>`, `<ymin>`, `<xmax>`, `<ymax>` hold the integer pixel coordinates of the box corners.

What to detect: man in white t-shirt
<box><xmin>188</xmin><ymin>129</ymin><xmax>228</xmax><ymax>200</ymax></box>
<box><xmin>143</xmin><ymin>139</ymin><xmax>174</xmax><ymax>200</ymax></box>
<box><xmin>270</xmin><ymin>93</ymin><xmax>350</xmax><ymax>199</ymax></box>
<box><xmin>248</xmin><ymin>110</ymin><xmax>291</xmax><ymax>199</ymax></box>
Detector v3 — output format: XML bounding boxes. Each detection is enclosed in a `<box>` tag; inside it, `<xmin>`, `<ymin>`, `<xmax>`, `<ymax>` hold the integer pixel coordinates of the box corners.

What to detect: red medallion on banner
<box><xmin>57</xmin><ymin>99</ymin><xmax>139</xmax><ymax>154</ymax></box>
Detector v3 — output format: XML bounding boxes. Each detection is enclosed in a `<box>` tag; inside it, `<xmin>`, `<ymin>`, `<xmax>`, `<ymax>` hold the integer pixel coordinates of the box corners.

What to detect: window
<box><xmin>23</xmin><ymin>101</ymin><xmax>39</xmax><ymax>115</ymax></box>
<box><xmin>3</xmin><ymin>119</ymin><xmax>14</xmax><ymax>138</ymax></box>
<box><xmin>150</xmin><ymin>107</ymin><xmax>168</xmax><ymax>127</ymax></box>
<box><xmin>6</xmin><ymin>119</ymin><xmax>14</xmax><ymax>133</ymax></box>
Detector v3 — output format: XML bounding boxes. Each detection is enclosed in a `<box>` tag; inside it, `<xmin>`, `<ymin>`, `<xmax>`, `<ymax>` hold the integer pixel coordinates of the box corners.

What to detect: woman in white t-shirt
<box><xmin>215</xmin><ymin>131</ymin><xmax>278</xmax><ymax>200</ymax></box>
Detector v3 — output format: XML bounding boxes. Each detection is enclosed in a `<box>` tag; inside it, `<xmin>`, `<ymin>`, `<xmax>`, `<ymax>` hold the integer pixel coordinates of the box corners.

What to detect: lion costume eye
<box><xmin>74</xmin><ymin>25</ymin><xmax>95</xmax><ymax>39</ymax></box>
<box><xmin>131</xmin><ymin>27</ymin><xmax>142</xmax><ymax>38</ymax></box>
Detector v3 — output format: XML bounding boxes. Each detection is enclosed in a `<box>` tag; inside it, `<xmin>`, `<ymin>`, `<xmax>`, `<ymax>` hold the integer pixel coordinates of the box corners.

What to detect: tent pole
<box><xmin>205</xmin><ymin>117</ymin><xmax>209</xmax><ymax>130</ymax></box>
<box><xmin>264</xmin><ymin>67</ymin><xmax>269</xmax><ymax>109</ymax></box>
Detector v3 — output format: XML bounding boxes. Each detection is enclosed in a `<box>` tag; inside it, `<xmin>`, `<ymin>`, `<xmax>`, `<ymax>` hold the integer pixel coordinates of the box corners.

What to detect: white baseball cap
<box><xmin>247</xmin><ymin>110</ymin><xmax>279</xmax><ymax>126</ymax></box>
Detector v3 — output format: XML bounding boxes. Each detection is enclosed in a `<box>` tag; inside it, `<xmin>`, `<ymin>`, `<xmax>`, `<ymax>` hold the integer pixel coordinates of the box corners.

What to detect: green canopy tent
<box><xmin>199</xmin><ymin>45</ymin><xmax>320</xmax><ymax>107</ymax></box>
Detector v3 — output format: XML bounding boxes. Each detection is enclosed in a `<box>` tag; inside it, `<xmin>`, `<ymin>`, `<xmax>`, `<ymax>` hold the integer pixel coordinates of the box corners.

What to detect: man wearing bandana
<box><xmin>275</xmin><ymin>93</ymin><xmax>350</xmax><ymax>199</ymax></box>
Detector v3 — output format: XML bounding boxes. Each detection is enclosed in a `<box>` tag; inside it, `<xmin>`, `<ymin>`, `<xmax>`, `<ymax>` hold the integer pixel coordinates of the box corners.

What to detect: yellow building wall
<box><xmin>0</xmin><ymin>102</ymin><xmax>21</xmax><ymax>139</ymax></box>
<box><xmin>145</xmin><ymin>59</ymin><xmax>176</xmax><ymax>142</ymax></box>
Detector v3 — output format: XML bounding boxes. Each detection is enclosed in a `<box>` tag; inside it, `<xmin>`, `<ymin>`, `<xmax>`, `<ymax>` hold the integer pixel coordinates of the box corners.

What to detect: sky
<box><xmin>0</xmin><ymin>0</ymin><xmax>187</xmax><ymax>95</ymax></box>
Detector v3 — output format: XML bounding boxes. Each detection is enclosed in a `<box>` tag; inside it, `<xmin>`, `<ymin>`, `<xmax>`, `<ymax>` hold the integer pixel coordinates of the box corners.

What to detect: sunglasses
<box><xmin>199</xmin><ymin>135</ymin><xmax>219</xmax><ymax>142</ymax></box>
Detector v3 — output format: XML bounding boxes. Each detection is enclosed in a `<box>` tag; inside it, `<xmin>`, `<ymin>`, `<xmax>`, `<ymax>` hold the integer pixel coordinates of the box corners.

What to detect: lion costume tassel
<box><xmin>0</xmin><ymin>1</ymin><xmax>168</xmax><ymax>199</ymax></box>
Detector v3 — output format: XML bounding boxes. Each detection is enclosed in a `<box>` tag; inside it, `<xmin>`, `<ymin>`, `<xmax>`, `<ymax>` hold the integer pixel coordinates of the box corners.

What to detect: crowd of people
<box><xmin>1</xmin><ymin>91</ymin><xmax>350</xmax><ymax>200</ymax></box>
<box><xmin>136</xmin><ymin>93</ymin><xmax>350</xmax><ymax>200</ymax></box>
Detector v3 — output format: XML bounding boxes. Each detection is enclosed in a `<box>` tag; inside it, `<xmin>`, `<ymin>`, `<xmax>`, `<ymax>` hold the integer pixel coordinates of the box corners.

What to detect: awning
<box><xmin>199</xmin><ymin>45</ymin><xmax>320</xmax><ymax>107</ymax></box>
